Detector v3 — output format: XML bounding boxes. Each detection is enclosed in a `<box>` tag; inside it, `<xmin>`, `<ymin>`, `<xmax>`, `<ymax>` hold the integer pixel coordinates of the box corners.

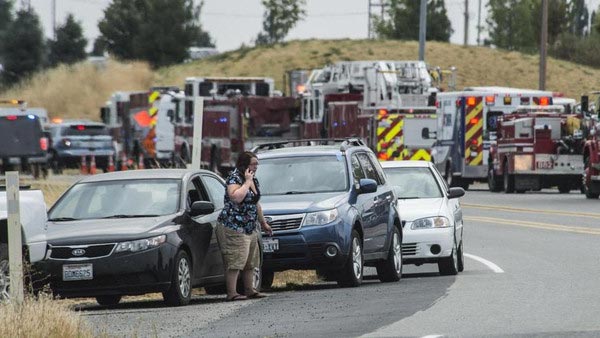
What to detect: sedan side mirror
<box><xmin>447</xmin><ymin>187</ymin><xmax>465</xmax><ymax>199</ymax></box>
<box><xmin>358</xmin><ymin>178</ymin><xmax>377</xmax><ymax>194</ymax></box>
<box><xmin>190</xmin><ymin>201</ymin><xmax>215</xmax><ymax>216</ymax></box>
<box><xmin>421</xmin><ymin>127</ymin><xmax>436</xmax><ymax>139</ymax></box>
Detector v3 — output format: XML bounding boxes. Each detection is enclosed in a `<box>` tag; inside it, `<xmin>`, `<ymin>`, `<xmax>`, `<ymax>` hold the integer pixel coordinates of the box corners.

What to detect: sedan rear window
<box><xmin>384</xmin><ymin>167</ymin><xmax>442</xmax><ymax>199</ymax></box>
<box><xmin>49</xmin><ymin>179</ymin><xmax>180</xmax><ymax>220</ymax></box>
<box><xmin>64</xmin><ymin>125</ymin><xmax>109</xmax><ymax>136</ymax></box>
<box><xmin>257</xmin><ymin>155</ymin><xmax>348</xmax><ymax>195</ymax></box>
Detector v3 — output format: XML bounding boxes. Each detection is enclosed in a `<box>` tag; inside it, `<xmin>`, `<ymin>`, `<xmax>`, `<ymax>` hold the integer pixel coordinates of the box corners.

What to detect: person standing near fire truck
<box><xmin>217</xmin><ymin>151</ymin><xmax>273</xmax><ymax>301</ymax></box>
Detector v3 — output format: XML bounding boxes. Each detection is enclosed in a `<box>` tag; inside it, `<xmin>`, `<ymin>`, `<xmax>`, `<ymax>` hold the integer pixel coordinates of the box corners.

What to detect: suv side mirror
<box><xmin>447</xmin><ymin>187</ymin><xmax>465</xmax><ymax>199</ymax></box>
<box><xmin>358</xmin><ymin>178</ymin><xmax>377</xmax><ymax>194</ymax></box>
<box><xmin>167</xmin><ymin>109</ymin><xmax>175</xmax><ymax>122</ymax></box>
<box><xmin>190</xmin><ymin>201</ymin><xmax>214</xmax><ymax>216</ymax></box>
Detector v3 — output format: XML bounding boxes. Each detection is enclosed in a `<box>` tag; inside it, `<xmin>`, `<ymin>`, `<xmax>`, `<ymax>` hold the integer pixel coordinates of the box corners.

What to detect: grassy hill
<box><xmin>3</xmin><ymin>39</ymin><xmax>600</xmax><ymax>121</ymax></box>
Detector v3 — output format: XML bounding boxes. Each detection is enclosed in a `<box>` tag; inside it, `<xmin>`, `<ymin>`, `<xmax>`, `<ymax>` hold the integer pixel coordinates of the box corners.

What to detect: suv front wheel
<box><xmin>376</xmin><ymin>227</ymin><xmax>402</xmax><ymax>282</ymax></box>
<box><xmin>337</xmin><ymin>230</ymin><xmax>363</xmax><ymax>287</ymax></box>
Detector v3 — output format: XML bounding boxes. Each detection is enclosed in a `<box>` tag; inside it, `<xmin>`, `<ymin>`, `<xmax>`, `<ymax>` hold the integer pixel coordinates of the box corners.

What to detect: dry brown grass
<box><xmin>273</xmin><ymin>270</ymin><xmax>319</xmax><ymax>288</ymax></box>
<box><xmin>2</xmin><ymin>60</ymin><xmax>155</xmax><ymax>121</ymax></box>
<box><xmin>2</xmin><ymin>39</ymin><xmax>598</xmax><ymax>123</ymax></box>
<box><xmin>0</xmin><ymin>295</ymin><xmax>96</xmax><ymax>338</ymax></box>
<box><xmin>157</xmin><ymin>39</ymin><xmax>600</xmax><ymax>99</ymax></box>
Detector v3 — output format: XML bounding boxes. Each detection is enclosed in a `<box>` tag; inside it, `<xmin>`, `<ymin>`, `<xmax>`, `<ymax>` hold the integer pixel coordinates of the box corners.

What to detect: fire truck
<box><xmin>487</xmin><ymin>105</ymin><xmax>584</xmax><ymax>193</ymax></box>
<box><xmin>430</xmin><ymin>87</ymin><xmax>556</xmax><ymax>190</ymax></box>
<box><xmin>580</xmin><ymin>94</ymin><xmax>600</xmax><ymax>198</ymax></box>
<box><xmin>299</xmin><ymin>60</ymin><xmax>441</xmax><ymax>161</ymax></box>
<box><xmin>183</xmin><ymin>77</ymin><xmax>299</xmax><ymax>174</ymax></box>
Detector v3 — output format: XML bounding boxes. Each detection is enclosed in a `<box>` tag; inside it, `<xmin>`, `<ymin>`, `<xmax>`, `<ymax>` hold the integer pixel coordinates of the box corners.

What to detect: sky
<box><xmin>27</xmin><ymin>0</ymin><xmax>600</xmax><ymax>53</ymax></box>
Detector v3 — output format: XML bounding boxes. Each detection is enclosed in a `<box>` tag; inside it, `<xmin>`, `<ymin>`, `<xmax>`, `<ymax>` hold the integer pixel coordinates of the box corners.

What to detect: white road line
<box><xmin>465</xmin><ymin>253</ymin><xmax>504</xmax><ymax>273</ymax></box>
<box><xmin>421</xmin><ymin>335</ymin><xmax>444</xmax><ymax>338</ymax></box>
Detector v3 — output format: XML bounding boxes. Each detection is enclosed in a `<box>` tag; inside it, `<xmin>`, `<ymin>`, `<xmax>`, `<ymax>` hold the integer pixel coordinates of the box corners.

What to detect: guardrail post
<box><xmin>191</xmin><ymin>97</ymin><xmax>204</xmax><ymax>170</ymax></box>
<box><xmin>6</xmin><ymin>171</ymin><xmax>24</xmax><ymax>304</ymax></box>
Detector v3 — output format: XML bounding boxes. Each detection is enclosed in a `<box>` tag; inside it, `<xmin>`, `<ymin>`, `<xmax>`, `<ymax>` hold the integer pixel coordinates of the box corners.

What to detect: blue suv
<box><xmin>255</xmin><ymin>139</ymin><xmax>403</xmax><ymax>288</ymax></box>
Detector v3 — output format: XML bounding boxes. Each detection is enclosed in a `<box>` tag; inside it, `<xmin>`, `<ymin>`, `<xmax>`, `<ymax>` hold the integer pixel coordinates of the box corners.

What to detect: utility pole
<box><xmin>418</xmin><ymin>0</ymin><xmax>427</xmax><ymax>61</ymax></box>
<box><xmin>52</xmin><ymin>0</ymin><xmax>56</xmax><ymax>39</ymax></box>
<box><xmin>464</xmin><ymin>0</ymin><xmax>469</xmax><ymax>46</ymax></box>
<box><xmin>477</xmin><ymin>0</ymin><xmax>482</xmax><ymax>45</ymax></box>
<box><xmin>539</xmin><ymin>0</ymin><xmax>548</xmax><ymax>90</ymax></box>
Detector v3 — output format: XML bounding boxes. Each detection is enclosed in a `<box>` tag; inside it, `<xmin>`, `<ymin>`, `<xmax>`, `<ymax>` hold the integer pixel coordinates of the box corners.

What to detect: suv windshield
<box><xmin>48</xmin><ymin>179</ymin><xmax>180</xmax><ymax>220</ymax></box>
<box><xmin>64</xmin><ymin>125</ymin><xmax>109</xmax><ymax>136</ymax></box>
<box><xmin>384</xmin><ymin>167</ymin><xmax>442</xmax><ymax>199</ymax></box>
<box><xmin>257</xmin><ymin>155</ymin><xmax>348</xmax><ymax>195</ymax></box>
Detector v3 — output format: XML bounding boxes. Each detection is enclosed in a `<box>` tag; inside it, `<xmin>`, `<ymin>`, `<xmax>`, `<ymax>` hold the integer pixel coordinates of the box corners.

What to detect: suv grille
<box><xmin>402</xmin><ymin>243</ymin><xmax>418</xmax><ymax>256</ymax></box>
<box><xmin>266</xmin><ymin>214</ymin><xmax>304</xmax><ymax>232</ymax></box>
<box><xmin>50</xmin><ymin>244</ymin><xmax>115</xmax><ymax>260</ymax></box>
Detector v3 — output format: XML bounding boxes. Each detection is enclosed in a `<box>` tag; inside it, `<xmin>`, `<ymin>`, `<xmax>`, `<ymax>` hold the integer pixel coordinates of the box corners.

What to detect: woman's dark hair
<box><xmin>235</xmin><ymin>151</ymin><xmax>258</xmax><ymax>174</ymax></box>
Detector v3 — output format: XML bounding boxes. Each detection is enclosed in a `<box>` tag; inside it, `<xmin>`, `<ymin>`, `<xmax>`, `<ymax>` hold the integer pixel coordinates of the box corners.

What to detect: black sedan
<box><xmin>43</xmin><ymin>169</ymin><xmax>259</xmax><ymax>306</ymax></box>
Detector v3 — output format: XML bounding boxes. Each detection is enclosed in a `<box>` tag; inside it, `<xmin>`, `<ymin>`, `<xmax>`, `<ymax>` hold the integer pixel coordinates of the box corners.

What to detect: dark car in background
<box><xmin>46</xmin><ymin>120</ymin><xmax>114</xmax><ymax>174</ymax></box>
<box><xmin>254</xmin><ymin>139</ymin><xmax>403</xmax><ymax>288</ymax></box>
<box><xmin>0</xmin><ymin>113</ymin><xmax>48</xmax><ymax>178</ymax></box>
<box><xmin>42</xmin><ymin>169</ymin><xmax>251</xmax><ymax>306</ymax></box>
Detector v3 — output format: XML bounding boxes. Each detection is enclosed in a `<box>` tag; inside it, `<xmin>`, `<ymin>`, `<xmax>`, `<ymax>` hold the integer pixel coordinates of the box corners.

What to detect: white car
<box><xmin>381</xmin><ymin>161</ymin><xmax>465</xmax><ymax>275</ymax></box>
<box><xmin>0</xmin><ymin>189</ymin><xmax>48</xmax><ymax>301</ymax></box>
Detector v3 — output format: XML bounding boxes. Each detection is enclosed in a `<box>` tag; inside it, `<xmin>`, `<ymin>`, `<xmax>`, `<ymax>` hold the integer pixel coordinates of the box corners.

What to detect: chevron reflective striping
<box><xmin>409</xmin><ymin>149</ymin><xmax>431</xmax><ymax>161</ymax></box>
<box><xmin>465</xmin><ymin>98</ymin><xmax>483</xmax><ymax>166</ymax></box>
<box><xmin>149</xmin><ymin>91</ymin><xmax>160</xmax><ymax>103</ymax></box>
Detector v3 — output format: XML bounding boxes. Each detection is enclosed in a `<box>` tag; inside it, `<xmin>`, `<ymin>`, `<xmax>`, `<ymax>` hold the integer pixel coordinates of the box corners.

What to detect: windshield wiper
<box><xmin>283</xmin><ymin>191</ymin><xmax>307</xmax><ymax>195</ymax></box>
<box><xmin>100</xmin><ymin>214</ymin><xmax>160</xmax><ymax>219</ymax></box>
<box><xmin>48</xmin><ymin>217</ymin><xmax>79</xmax><ymax>221</ymax></box>
<box><xmin>398</xmin><ymin>197</ymin><xmax>420</xmax><ymax>200</ymax></box>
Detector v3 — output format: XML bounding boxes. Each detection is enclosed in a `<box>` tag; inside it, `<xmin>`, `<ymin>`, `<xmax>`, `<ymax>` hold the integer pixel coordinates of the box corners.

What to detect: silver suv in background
<box><xmin>46</xmin><ymin>120</ymin><xmax>115</xmax><ymax>174</ymax></box>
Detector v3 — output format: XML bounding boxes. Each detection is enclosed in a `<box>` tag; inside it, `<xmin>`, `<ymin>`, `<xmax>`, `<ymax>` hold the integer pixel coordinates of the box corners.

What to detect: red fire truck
<box><xmin>488</xmin><ymin>105</ymin><xmax>584</xmax><ymax>193</ymax></box>
<box><xmin>580</xmin><ymin>94</ymin><xmax>600</xmax><ymax>198</ymax></box>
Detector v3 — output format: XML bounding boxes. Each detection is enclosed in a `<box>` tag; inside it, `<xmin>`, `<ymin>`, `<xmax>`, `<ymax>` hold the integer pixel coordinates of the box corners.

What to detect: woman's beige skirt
<box><xmin>216</xmin><ymin>222</ymin><xmax>260</xmax><ymax>271</ymax></box>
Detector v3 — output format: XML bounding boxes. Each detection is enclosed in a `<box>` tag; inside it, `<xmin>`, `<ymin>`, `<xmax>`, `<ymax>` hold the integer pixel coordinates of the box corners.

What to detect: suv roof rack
<box><xmin>251</xmin><ymin>138</ymin><xmax>366</xmax><ymax>153</ymax></box>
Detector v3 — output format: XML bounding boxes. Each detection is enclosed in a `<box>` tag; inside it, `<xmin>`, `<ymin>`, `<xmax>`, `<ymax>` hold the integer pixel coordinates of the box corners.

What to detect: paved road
<box><xmin>80</xmin><ymin>184</ymin><xmax>600</xmax><ymax>337</ymax></box>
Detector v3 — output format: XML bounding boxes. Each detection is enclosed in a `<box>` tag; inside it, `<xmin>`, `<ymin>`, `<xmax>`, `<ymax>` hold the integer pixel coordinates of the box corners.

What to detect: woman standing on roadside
<box><xmin>217</xmin><ymin>151</ymin><xmax>273</xmax><ymax>301</ymax></box>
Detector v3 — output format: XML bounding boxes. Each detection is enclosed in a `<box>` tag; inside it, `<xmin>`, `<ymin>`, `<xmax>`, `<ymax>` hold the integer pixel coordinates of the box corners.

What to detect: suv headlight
<box><xmin>302</xmin><ymin>209</ymin><xmax>338</xmax><ymax>226</ymax></box>
<box><xmin>115</xmin><ymin>235</ymin><xmax>166</xmax><ymax>253</ymax></box>
<box><xmin>411</xmin><ymin>216</ymin><xmax>450</xmax><ymax>230</ymax></box>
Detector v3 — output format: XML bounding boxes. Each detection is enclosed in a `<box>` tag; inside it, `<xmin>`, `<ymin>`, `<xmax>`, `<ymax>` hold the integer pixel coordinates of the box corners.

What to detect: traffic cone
<box><xmin>80</xmin><ymin>156</ymin><xmax>88</xmax><ymax>175</ymax></box>
<box><xmin>107</xmin><ymin>155</ymin><xmax>115</xmax><ymax>172</ymax></box>
<box><xmin>120</xmin><ymin>154</ymin><xmax>128</xmax><ymax>171</ymax></box>
<box><xmin>138</xmin><ymin>154</ymin><xmax>145</xmax><ymax>170</ymax></box>
<box><xmin>89</xmin><ymin>155</ymin><xmax>97</xmax><ymax>175</ymax></box>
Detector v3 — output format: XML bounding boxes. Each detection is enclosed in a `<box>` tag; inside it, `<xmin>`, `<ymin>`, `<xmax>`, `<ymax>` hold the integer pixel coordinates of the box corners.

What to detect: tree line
<box><xmin>0</xmin><ymin>0</ymin><xmax>599</xmax><ymax>89</ymax></box>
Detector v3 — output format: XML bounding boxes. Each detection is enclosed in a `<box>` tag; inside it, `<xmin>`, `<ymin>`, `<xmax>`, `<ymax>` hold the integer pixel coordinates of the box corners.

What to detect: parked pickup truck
<box><xmin>0</xmin><ymin>188</ymin><xmax>48</xmax><ymax>301</ymax></box>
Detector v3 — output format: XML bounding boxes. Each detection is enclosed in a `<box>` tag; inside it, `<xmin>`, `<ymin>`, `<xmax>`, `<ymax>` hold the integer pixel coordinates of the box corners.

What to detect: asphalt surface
<box><xmin>78</xmin><ymin>183</ymin><xmax>600</xmax><ymax>337</ymax></box>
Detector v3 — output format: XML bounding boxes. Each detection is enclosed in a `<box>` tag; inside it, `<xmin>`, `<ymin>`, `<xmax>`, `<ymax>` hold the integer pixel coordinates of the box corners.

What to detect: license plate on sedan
<box><xmin>63</xmin><ymin>264</ymin><xmax>93</xmax><ymax>281</ymax></box>
<box><xmin>262</xmin><ymin>238</ymin><xmax>279</xmax><ymax>253</ymax></box>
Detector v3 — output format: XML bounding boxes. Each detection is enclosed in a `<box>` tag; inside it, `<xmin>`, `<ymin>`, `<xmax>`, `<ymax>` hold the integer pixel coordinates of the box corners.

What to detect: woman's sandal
<box><xmin>226</xmin><ymin>294</ymin><xmax>248</xmax><ymax>302</ymax></box>
<box><xmin>247</xmin><ymin>292</ymin><xmax>267</xmax><ymax>299</ymax></box>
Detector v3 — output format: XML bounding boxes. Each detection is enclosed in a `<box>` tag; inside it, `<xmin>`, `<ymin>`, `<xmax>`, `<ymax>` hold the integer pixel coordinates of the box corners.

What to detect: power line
<box><xmin>203</xmin><ymin>11</ymin><xmax>367</xmax><ymax>18</ymax></box>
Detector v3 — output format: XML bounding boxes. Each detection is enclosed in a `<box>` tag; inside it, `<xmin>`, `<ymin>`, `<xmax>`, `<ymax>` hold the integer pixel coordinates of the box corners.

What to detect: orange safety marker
<box><xmin>120</xmin><ymin>154</ymin><xmax>128</xmax><ymax>171</ymax></box>
<box><xmin>80</xmin><ymin>156</ymin><xmax>88</xmax><ymax>175</ymax></box>
<box><xmin>107</xmin><ymin>155</ymin><xmax>115</xmax><ymax>172</ymax></box>
<box><xmin>138</xmin><ymin>154</ymin><xmax>145</xmax><ymax>170</ymax></box>
<box><xmin>89</xmin><ymin>155</ymin><xmax>97</xmax><ymax>175</ymax></box>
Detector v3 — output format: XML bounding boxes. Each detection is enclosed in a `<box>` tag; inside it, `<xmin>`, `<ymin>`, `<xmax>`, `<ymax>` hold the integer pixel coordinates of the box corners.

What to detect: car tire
<box><xmin>163</xmin><ymin>250</ymin><xmax>192</xmax><ymax>306</ymax></box>
<box><xmin>0</xmin><ymin>244</ymin><xmax>9</xmax><ymax>301</ymax></box>
<box><xmin>438</xmin><ymin>240</ymin><xmax>459</xmax><ymax>276</ymax></box>
<box><xmin>260</xmin><ymin>269</ymin><xmax>274</xmax><ymax>290</ymax></box>
<box><xmin>96</xmin><ymin>295</ymin><xmax>122</xmax><ymax>306</ymax></box>
<box><xmin>337</xmin><ymin>230</ymin><xmax>363</xmax><ymax>287</ymax></box>
<box><xmin>376</xmin><ymin>227</ymin><xmax>402</xmax><ymax>283</ymax></box>
<box><xmin>457</xmin><ymin>241</ymin><xmax>464</xmax><ymax>272</ymax></box>
<box><xmin>558</xmin><ymin>183</ymin><xmax>571</xmax><ymax>194</ymax></box>
<box><xmin>203</xmin><ymin>284</ymin><xmax>226</xmax><ymax>295</ymax></box>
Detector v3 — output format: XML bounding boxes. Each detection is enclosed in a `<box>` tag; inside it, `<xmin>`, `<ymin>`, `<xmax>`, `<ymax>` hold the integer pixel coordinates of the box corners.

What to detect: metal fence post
<box><xmin>6</xmin><ymin>171</ymin><xmax>24</xmax><ymax>304</ymax></box>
